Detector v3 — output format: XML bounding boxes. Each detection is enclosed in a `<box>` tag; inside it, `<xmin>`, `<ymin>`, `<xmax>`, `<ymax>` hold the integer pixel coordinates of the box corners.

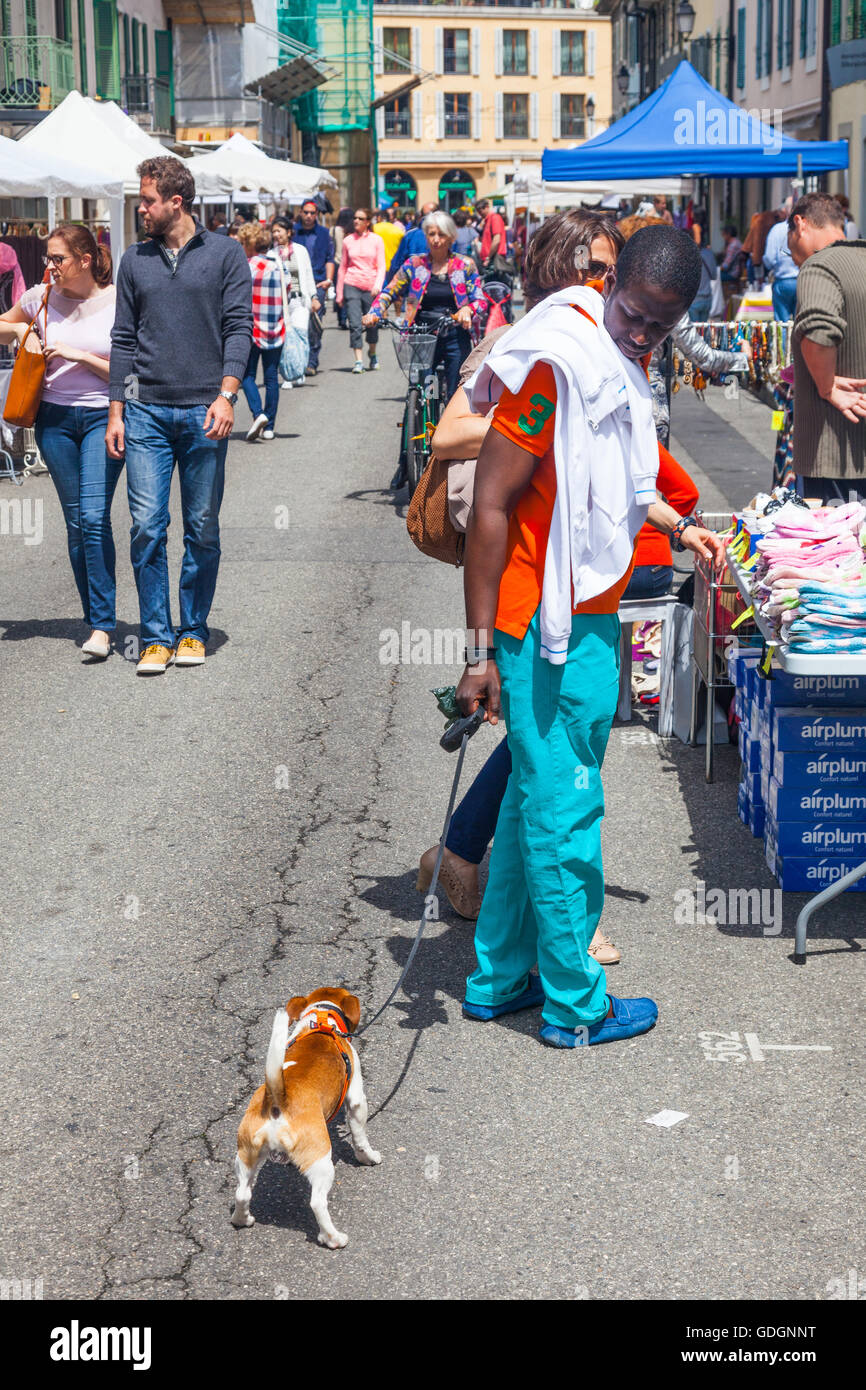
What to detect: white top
<box><xmin>468</xmin><ymin>286</ymin><xmax>658</xmax><ymax>665</ymax></box>
<box><xmin>19</xmin><ymin>283</ymin><xmax>115</xmax><ymax>409</ymax></box>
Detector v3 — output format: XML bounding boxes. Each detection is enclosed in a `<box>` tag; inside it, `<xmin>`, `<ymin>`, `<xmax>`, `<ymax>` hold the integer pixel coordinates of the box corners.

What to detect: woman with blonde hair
<box><xmin>0</xmin><ymin>223</ymin><xmax>119</xmax><ymax>659</ymax></box>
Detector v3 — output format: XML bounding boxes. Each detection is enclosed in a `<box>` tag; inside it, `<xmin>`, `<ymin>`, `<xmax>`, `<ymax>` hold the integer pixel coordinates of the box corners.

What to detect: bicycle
<box><xmin>381</xmin><ymin>314</ymin><xmax>458</xmax><ymax>495</ymax></box>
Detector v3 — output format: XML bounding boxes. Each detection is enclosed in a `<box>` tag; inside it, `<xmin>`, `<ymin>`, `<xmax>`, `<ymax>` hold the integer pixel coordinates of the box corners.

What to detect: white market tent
<box><xmin>19</xmin><ymin>91</ymin><xmax>232</xmax><ymax>263</ymax></box>
<box><xmin>184</xmin><ymin>132</ymin><xmax>337</xmax><ymax>203</ymax></box>
<box><xmin>0</xmin><ymin>132</ymin><xmax>125</xmax><ymax>262</ymax></box>
<box><xmin>498</xmin><ymin>167</ymin><xmax>691</xmax><ymax>221</ymax></box>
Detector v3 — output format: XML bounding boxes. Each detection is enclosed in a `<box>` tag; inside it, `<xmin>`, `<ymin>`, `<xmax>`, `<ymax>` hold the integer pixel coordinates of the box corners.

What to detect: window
<box><xmin>383</xmin><ymin>92</ymin><xmax>411</xmax><ymax>138</ymax></box>
<box><xmin>756</xmin><ymin>0</ymin><xmax>773</xmax><ymax>79</ymax></box>
<box><xmin>443</xmin><ymin>92</ymin><xmax>470</xmax><ymax>138</ymax></box>
<box><xmin>77</xmin><ymin>0</ymin><xmax>87</xmax><ymax>93</ymax></box>
<box><xmin>54</xmin><ymin>0</ymin><xmax>73</xmax><ymax>41</ymax></box>
<box><xmin>503</xmin><ymin>93</ymin><xmax>528</xmax><ymax>138</ymax></box>
<box><xmin>560</xmin><ymin>93</ymin><xmax>585</xmax><ymax>139</ymax></box>
<box><xmin>502</xmin><ymin>30</ymin><xmax>528</xmax><ymax>75</ymax></box>
<box><xmin>777</xmin><ymin>0</ymin><xmax>793</xmax><ymax>68</ymax></box>
<box><xmin>92</xmin><ymin>0</ymin><xmax>121</xmax><ymax>100</ymax></box>
<box><xmin>443</xmin><ymin>28</ymin><xmax>470</xmax><ymax>75</ymax></box>
<box><xmin>383</xmin><ymin>27</ymin><xmax>410</xmax><ymax>74</ymax></box>
<box><xmin>560</xmin><ymin>30</ymin><xmax>585</xmax><ymax>75</ymax></box>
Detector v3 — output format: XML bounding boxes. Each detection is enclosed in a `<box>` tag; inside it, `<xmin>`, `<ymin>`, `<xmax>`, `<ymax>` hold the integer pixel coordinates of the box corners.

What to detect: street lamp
<box><xmin>585</xmin><ymin>94</ymin><xmax>595</xmax><ymax>120</ymax></box>
<box><xmin>676</xmin><ymin>1</ymin><xmax>696</xmax><ymax>39</ymax></box>
<box><xmin>616</xmin><ymin>64</ymin><xmax>630</xmax><ymax>96</ymax></box>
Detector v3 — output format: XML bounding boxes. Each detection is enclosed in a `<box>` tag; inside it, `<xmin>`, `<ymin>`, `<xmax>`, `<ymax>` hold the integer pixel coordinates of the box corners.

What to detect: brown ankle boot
<box><xmin>416</xmin><ymin>846</ymin><xmax>482</xmax><ymax>920</ymax></box>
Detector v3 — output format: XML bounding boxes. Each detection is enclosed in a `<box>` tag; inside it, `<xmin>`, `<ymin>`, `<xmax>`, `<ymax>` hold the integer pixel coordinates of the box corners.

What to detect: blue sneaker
<box><xmin>463</xmin><ymin>974</ymin><xmax>545</xmax><ymax>1022</ymax></box>
<box><xmin>539</xmin><ymin>994</ymin><xmax>658</xmax><ymax>1049</ymax></box>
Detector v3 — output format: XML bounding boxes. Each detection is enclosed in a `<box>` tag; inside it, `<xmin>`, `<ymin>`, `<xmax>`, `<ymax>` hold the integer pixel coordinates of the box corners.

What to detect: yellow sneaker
<box><xmin>174</xmin><ymin>637</ymin><xmax>206</xmax><ymax>667</ymax></box>
<box><xmin>136</xmin><ymin>644</ymin><xmax>175</xmax><ymax>675</ymax></box>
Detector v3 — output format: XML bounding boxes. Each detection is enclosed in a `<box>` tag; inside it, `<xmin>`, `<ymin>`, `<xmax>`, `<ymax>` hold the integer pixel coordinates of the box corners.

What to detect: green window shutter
<box><xmin>830</xmin><ymin>0</ymin><xmax>841</xmax><ymax>44</ymax></box>
<box><xmin>77</xmin><ymin>0</ymin><xmax>87</xmax><ymax>94</ymax></box>
<box><xmin>141</xmin><ymin>21</ymin><xmax>147</xmax><ymax>74</ymax></box>
<box><xmin>800</xmin><ymin>0</ymin><xmax>807</xmax><ymax>57</ymax></box>
<box><xmin>122</xmin><ymin>12</ymin><xmax>130</xmax><ymax>75</ymax></box>
<box><xmin>154</xmin><ymin>27</ymin><xmax>172</xmax><ymax>115</ymax></box>
<box><xmin>1</xmin><ymin>0</ymin><xmax>11</xmax><ymax>36</ymax></box>
<box><xmin>25</xmin><ymin>0</ymin><xmax>38</xmax><ymax>38</ymax></box>
<box><xmin>132</xmin><ymin>17</ymin><xmax>139</xmax><ymax>72</ymax></box>
<box><xmin>92</xmin><ymin>0</ymin><xmax>120</xmax><ymax>100</ymax></box>
<box><xmin>755</xmin><ymin>0</ymin><xmax>763</xmax><ymax>78</ymax></box>
<box><xmin>737</xmin><ymin>7</ymin><xmax>746</xmax><ymax>88</ymax></box>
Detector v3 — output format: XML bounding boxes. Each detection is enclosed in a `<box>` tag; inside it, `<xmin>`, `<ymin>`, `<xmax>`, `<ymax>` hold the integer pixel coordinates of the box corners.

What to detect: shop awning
<box><xmin>542</xmin><ymin>60</ymin><xmax>849</xmax><ymax>181</ymax></box>
<box><xmin>160</xmin><ymin>0</ymin><xmax>253</xmax><ymax>21</ymax></box>
<box><xmin>245</xmin><ymin>54</ymin><xmax>335</xmax><ymax>105</ymax></box>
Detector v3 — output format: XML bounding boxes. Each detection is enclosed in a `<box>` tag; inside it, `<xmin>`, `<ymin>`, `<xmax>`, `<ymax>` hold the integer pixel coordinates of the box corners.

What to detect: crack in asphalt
<box><xmin>92</xmin><ymin>564</ymin><xmax>406</xmax><ymax>1294</ymax></box>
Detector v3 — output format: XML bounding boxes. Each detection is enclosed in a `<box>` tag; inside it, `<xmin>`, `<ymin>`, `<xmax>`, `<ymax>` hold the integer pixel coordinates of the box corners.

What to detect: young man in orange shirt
<box><xmin>456</xmin><ymin>225</ymin><xmax>720</xmax><ymax>1048</ymax></box>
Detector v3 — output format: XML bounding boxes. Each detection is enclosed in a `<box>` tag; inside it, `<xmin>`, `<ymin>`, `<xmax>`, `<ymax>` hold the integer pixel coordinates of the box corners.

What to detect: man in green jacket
<box><xmin>789</xmin><ymin>192</ymin><xmax>866</xmax><ymax>503</ymax></box>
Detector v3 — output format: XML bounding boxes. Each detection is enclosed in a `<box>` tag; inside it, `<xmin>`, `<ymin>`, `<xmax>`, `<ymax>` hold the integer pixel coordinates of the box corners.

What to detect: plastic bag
<box><xmin>289</xmin><ymin>299</ymin><xmax>310</xmax><ymax>335</ymax></box>
<box><xmin>280</xmin><ymin>326</ymin><xmax>309</xmax><ymax>380</ymax></box>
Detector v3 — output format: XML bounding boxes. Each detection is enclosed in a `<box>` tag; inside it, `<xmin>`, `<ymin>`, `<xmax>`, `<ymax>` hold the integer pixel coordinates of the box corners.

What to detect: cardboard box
<box><xmin>771</xmin><ymin>708</ymin><xmax>866</xmax><ymax>753</ymax></box>
<box><xmin>768</xmin><ymin>854</ymin><xmax>866</xmax><ymax>892</ymax></box>
<box><xmin>754</xmin><ymin>670</ymin><xmax>866</xmax><ymax>709</ymax></box>
<box><xmin>767</xmin><ymin>776</ymin><xmax>866</xmax><ymax>822</ymax></box>
<box><xmin>739</xmin><ymin>725</ymin><xmax>762</xmax><ymax>773</ymax></box>
<box><xmin>771</xmin><ymin>748</ymin><xmax>866</xmax><ymax>788</ymax></box>
<box><xmin>765</xmin><ymin>814</ymin><xmax>866</xmax><ymax>856</ymax></box>
<box><xmin>737</xmin><ymin>782</ymin><xmax>750</xmax><ymax>827</ymax></box>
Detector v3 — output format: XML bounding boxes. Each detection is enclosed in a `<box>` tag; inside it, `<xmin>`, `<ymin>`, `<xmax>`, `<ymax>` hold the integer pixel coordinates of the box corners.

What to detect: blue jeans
<box><xmin>771</xmin><ymin>276</ymin><xmax>798</xmax><ymax>321</ymax></box>
<box><xmin>124</xmin><ymin>400</ymin><xmax>227</xmax><ymax>648</ymax></box>
<box><xmin>622</xmin><ymin>564</ymin><xmax>673</xmax><ymax>600</ymax></box>
<box><xmin>242</xmin><ymin>345</ymin><xmax>281</xmax><ymax>429</ymax></box>
<box><xmin>688</xmin><ymin>296</ymin><xmax>711</xmax><ymax>322</ymax></box>
<box><xmin>34</xmin><ymin>401</ymin><xmax>123</xmax><ymax>630</ymax></box>
<box><xmin>447</xmin><ymin>736</ymin><xmax>512</xmax><ymax>864</ymax></box>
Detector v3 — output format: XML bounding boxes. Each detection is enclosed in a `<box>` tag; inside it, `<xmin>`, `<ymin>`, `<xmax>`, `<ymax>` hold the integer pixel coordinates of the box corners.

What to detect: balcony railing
<box><xmin>444</xmin><ymin>113</ymin><xmax>471</xmax><ymax>137</ymax></box>
<box><xmin>384</xmin><ymin>109</ymin><xmax>412</xmax><ymax>136</ymax></box>
<box><xmin>122</xmin><ymin>75</ymin><xmax>172</xmax><ymax>134</ymax></box>
<box><xmin>0</xmin><ymin>36</ymin><xmax>75</xmax><ymax>111</ymax></box>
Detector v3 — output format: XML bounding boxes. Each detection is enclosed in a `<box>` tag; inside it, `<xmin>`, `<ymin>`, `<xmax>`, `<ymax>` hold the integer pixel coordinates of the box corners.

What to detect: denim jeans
<box><xmin>34</xmin><ymin>401</ymin><xmax>123</xmax><ymax>630</ymax></box>
<box><xmin>688</xmin><ymin>296</ymin><xmax>711</xmax><ymax>322</ymax></box>
<box><xmin>622</xmin><ymin>564</ymin><xmax>674</xmax><ymax>600</ymax></box>
<box><xmin>771</xmin><ymin>276</ymin><xmax>798</xmax><ymax>321</ymax></box>
<box><xmin>416</xmin><ymin>318</ymin><xmax>472</xmax><ymax>402</ymax></box>
<box><xmin>308</xmin><ymin>295</ymin><xmax>325</xmax><ymax>368</ymax></box>
<box><xmin>124</xmin><ymin>400</ymin><xmax>227</xmax><ymax>648</ymax></box>
<box><xmin>242</xmin><ymin>345</ymin><xmax>281</xmax><ymax>429</ymax></box>
<box><xmin>446</xmin><ymin>736</ymin><xmax>512</xmax><ymax>864</ymax></box>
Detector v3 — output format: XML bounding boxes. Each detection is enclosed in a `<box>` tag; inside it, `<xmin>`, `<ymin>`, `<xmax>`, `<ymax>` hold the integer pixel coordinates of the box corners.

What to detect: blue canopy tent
<box><xmin>542</xmin><ymin>61</ymin><xmax>848</xmax><ymax>182</ymax></box>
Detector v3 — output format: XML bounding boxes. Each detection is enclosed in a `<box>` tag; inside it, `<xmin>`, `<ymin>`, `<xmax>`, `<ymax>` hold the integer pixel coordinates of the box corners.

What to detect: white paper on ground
<box><xmin>645</xmin><ymin>1109</ymin><xmax>689</xmax><ymax>1128</ymax></box>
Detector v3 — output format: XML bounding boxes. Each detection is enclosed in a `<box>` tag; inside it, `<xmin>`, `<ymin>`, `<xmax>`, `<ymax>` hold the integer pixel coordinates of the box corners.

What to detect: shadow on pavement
<box><xmin>0</xmin><ymin>616</ymin><xmax>229</xmax><ymax>658</ymax></box>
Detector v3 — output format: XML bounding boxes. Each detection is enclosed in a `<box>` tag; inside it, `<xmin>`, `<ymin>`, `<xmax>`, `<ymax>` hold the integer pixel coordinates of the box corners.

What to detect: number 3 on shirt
<box><xmin>517</xmin><ymin>392</ymin><xmax>555</xmax><ymax>437</ymax></box>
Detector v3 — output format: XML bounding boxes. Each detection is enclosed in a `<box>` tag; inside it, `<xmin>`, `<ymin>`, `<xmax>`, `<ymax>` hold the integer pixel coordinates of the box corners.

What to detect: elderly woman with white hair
<box><xmin>364</xmin><ymin>209</ymin><xmax>488</xmax><ymax>401</ymax></box>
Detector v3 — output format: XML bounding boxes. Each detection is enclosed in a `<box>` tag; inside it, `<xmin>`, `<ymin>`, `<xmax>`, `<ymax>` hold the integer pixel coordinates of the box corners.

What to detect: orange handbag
<box><xmin>3</xmin><ymin>287</ymin><xmax>50</xmax><ymax>428</ymax></box>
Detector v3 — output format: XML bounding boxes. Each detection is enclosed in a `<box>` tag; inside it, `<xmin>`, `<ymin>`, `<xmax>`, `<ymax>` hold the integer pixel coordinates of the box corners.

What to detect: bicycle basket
<box><xmin>393</xmin><ymin>332</ymin><xmax>438</xmax><ymax>381</ymax></box>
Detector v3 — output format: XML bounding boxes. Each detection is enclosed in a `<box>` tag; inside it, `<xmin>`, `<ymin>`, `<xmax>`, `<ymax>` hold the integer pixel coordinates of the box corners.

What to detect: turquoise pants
<box><xmin>464</xmin><ymin>610</ymin><xmax>620</xmax><ymax>1029</ymax></box>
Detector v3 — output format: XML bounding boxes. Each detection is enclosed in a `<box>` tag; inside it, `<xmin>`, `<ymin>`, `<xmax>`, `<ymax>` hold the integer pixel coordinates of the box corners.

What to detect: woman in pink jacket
<box><xmin>336</xmin><ymin>208</ymin><xmax>386</xmax><ymax>374</ymax></box>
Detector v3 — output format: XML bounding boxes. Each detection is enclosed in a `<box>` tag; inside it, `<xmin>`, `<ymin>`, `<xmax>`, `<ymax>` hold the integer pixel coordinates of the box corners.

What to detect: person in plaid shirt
<box><xmin>237</xmin><ymin>223</ymin><xmax>285</xmax><ymax>441</ymax></box>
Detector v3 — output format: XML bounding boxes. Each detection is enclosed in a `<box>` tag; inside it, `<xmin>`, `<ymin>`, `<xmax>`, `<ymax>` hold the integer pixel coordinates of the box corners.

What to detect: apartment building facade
<box><xmin>372</xmin><ymin>1</ymin><xmax>610</xmax><ymax>210</ymax></box>
<box><xmin>0</xmin><ymin>0</ymin><xmax>173</xmax><ymax>138</ymax></box>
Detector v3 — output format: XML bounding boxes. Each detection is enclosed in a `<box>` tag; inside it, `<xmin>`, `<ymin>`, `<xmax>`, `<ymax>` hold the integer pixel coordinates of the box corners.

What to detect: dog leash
<box><xmin>354</xmin><ymin>703</ymin><xmax>487</xmax><ymax>1038</ymax></box>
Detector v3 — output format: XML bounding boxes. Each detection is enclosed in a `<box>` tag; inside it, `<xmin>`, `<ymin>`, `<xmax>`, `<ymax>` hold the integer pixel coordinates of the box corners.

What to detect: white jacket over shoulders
<box><xmin>467</xmin><ymin>285</ymin><xmax>659</xmax><ymax>665</ymax></box>
<box><xmin>269</xmin><ymin>241</ymin><xmax>317</xmax><ymax>305</ymax></box>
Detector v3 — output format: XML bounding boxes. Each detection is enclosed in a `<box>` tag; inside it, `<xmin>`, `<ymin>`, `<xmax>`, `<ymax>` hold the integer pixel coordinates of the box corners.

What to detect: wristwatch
<box><xmin>671</xmin><ymin>514</ymin><xmax>698</xmax><ymax>551</ymax></box>
<box><xmin>465</xmin><ymin>645</ymin><xmax>498</xmax><ymax>666</ymax></box>
<box><xmin>219</xmin><ymin>389</ymin><xmax>238</xmax><ymax>406</ymax></box>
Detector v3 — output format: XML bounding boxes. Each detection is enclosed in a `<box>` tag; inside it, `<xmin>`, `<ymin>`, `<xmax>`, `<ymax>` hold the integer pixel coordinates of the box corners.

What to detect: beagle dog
<box><xmin>231</xmin><ymin>987</ymin><xmax>380</xmax><ymax>1248</ymax></box>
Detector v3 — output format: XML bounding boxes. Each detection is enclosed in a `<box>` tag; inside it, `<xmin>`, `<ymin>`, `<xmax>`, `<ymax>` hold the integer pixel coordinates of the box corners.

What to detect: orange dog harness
<box><xmin>291</xmin><ymin>1004</ymin><xmax>354</xmax><ymax>1122</ymax></box>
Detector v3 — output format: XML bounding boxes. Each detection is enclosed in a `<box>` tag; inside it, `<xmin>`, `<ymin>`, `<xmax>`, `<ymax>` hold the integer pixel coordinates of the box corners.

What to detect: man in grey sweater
<box><xmin>790</xmin><ymin>192</ymin><xmax>866</xmax><ymax>503</ymax></box>
<box><xmin>107</xmin><ymin>156</ymin><xmax>252</xmax><ymax>674</ymax></box>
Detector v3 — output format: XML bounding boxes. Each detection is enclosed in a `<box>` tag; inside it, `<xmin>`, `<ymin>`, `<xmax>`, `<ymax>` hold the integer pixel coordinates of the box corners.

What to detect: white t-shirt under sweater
<box><xmin>19</xmin><ymin>284</ymin><xmax>115</xmax><ymax>409</ymax></box>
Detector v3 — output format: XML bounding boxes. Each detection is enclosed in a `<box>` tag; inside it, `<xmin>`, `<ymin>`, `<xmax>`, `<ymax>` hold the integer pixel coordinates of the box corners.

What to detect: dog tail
<box><xmin>265</xmin><ymin>1008</ymin><xmax>290</xmax><ymax>1107</ymax></box>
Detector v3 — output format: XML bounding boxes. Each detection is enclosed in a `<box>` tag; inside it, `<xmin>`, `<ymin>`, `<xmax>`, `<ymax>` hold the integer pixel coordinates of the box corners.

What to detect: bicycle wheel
<box><xmin>406</xmin><ymin>385</ymin><xmax>428</xmax><ymax>495</ymax></box>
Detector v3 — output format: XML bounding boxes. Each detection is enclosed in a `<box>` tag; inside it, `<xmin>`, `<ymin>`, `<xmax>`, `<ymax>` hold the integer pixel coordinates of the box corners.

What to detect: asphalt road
<box><xmin>1</xmin><ymin>316</ymin><xmax>863</xmax><ymax>1302</ymax></box>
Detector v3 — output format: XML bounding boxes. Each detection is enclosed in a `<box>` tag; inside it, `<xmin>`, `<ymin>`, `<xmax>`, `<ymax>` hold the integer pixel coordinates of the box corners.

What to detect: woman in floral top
<box><xmin>364</xmin><ymin>211</ymin><xmax>488</xmax><ymax>402</ymax></box>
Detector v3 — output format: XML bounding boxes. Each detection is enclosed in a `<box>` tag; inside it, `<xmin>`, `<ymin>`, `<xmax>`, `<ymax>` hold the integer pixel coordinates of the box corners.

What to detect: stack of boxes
<box><xmin>731</xmin><ymin>651</ymin><xmax>866</xmax><ymax>891</ymax></box>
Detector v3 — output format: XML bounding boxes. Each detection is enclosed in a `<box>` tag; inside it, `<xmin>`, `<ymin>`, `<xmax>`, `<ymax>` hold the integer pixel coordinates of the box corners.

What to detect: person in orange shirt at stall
<box><xmin>456</xmin><ymin>223</ymin><xmax>725</xmax><ymax>1049</ymax></box>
